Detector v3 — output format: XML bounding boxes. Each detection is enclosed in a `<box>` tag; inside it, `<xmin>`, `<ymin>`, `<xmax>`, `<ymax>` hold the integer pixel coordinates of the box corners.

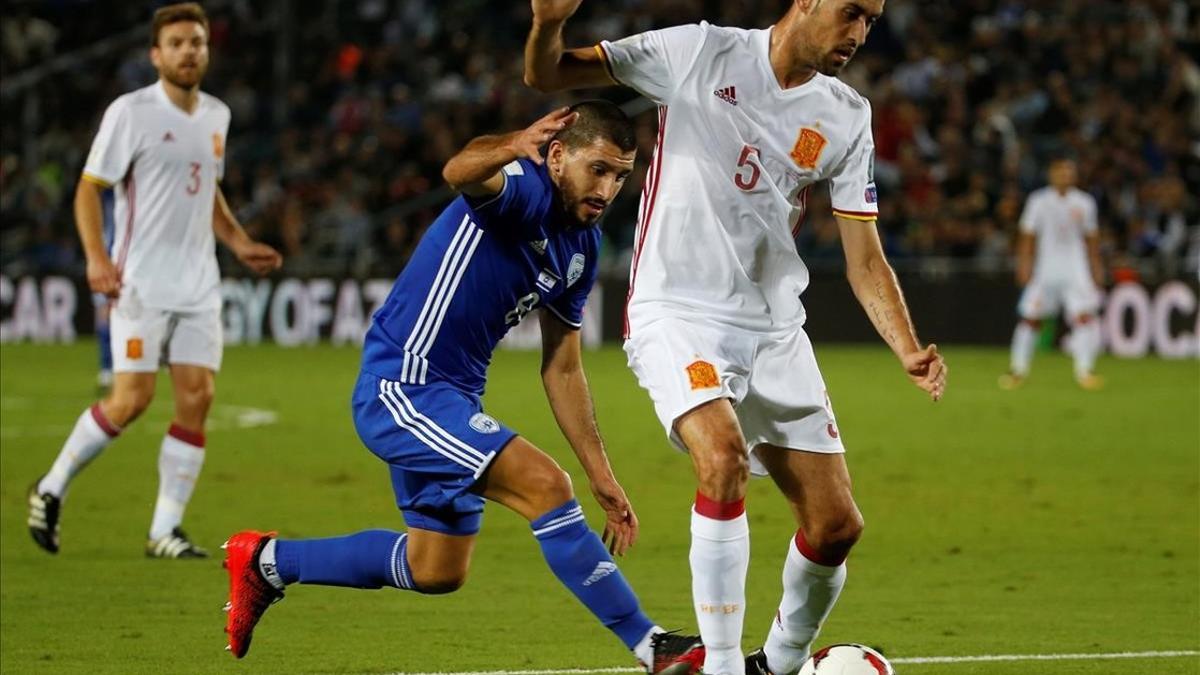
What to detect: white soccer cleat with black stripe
<box><xmin>146</xmin><ymin>527</ymin><xmax>209</xmax><ymax>559</ymax></box>
<box><xmin>27</xmin><ymin>480</ymin><xmax>61</xmax><ymax>554</ymax></box>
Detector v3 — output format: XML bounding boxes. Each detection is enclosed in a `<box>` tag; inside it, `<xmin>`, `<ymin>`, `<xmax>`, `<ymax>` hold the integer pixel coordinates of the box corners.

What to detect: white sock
<box><xmin>632</xmin><ymin>625</ymin><xmax>665</xmax><ymax>668</ymax></box>
<box><xmin>149</xmin><ymin>426</ymin><xmax>206</xmax><ymax>540</ymax></box>
<box><xmin>38</xmin><ymin>404</ymin><xmax>120</xmax><ymax>497</ymax></box>
<box><xmin>257</xmin><ymin>538</ymin><xmax>287</xmax><ymax>591</ymax></box>
<box><xmin>691</xmin><ymin>500</ymin><xmax>750</xmax><ymax>675</ymax></box>
<box><xmin>1070</xmin><ymin>320</ymin><xmax>1100</xmax><ymax>378</ymax></box>
<box><xmin>1010</xmin><ymin>322</ymin><xmax>1036</xmax><ymax>376</ymax></box>
<box><xmin>763</xmin><ymin>534</ymin><xmax>848</xmax><ymax>675</ymax></box>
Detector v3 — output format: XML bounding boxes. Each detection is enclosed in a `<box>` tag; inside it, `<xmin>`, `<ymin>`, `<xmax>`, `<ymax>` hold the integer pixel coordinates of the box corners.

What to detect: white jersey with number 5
<box><xmin>599</xmin><ymin>22</ymin><xmax>878</xmax><ymax>335</ymax></box>
<box><xmin>1019</xmin><ymin>186</ymin><xmax>1098</xmax><ymax>284</ymax></box>
<box><xmin>83</xmin><ymin>80</ymin><xmax>230</xmax><ymax>312</ymax></box>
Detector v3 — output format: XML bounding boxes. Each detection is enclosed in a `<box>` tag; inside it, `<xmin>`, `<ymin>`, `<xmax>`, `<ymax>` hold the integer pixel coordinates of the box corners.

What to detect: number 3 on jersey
<box><xmin>186</xmin><ymin>161</ymin><xmax>201</xmax><ymax>195</ymax></box>
<box><xmin>734</xmin><ymin>144</ymin><xmax>761</xmax><ymax>191</ymax></box>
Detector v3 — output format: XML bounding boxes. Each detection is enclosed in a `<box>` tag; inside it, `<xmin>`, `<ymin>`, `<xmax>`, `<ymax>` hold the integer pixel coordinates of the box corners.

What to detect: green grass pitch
<box><xmin>1</xmin><ymin>341</ymin><xmax>1196</xmax><ymax>674</ymax></box>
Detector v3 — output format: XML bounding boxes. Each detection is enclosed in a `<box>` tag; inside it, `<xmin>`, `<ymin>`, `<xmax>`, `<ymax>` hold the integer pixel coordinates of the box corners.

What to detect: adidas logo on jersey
<box><xmin>582</xmin><ymin>561</ymin><xmax>617</xmax><ymax>586</ymax></box>
<box><xmin>714</xmin><ymin>86</ymin><xmax>738</xmax><ymax>106</ymax></box>
<box><xmin>162</xmin><ymin>131</ymin><xmax>176</xmax><ymax>142</ymax></box>
<box><xmin>529</xmin><ymin>239</ymin><xmax>548</xmax><ymax>255</ymax></box>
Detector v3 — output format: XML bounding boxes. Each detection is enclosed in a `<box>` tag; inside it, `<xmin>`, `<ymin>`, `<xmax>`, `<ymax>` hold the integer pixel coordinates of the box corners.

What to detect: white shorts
<box><xmin>110</xmin><ymin>302</ymin><xmax>223</xmax><ymax>373</ymax></box>
<box><xmin>624</xmin><ymin>318</ymin><xmax>844</xmax><ymax>476</ymax></box>
<box><xmin>1018</xmin><ymin>278</ymin><xmax>1101</xmax><ymax>320</ymax></box>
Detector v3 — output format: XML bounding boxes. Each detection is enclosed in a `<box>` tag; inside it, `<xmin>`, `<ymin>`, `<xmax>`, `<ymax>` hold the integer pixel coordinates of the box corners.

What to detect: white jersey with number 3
<box><xmin>599</xmin><ymin>22</ymin><xmax>879</xmax><ymax>335</ymax></box>
<box><xmin>83</xmin><ymin>80</ymin><xmax>230</xmax><ymax>312</ymax></box>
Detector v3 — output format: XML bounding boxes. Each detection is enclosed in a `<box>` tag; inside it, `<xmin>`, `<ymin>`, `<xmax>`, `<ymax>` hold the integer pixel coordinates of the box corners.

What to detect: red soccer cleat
<box><xmin>650</xmin><ymin>631</ymin><xmax>706</xmax><ymax>674</ymax></box>
<box><xmin>222</xmin><ymin>530</ymin><xmax>283</xmax><ymax>658</ymax></box>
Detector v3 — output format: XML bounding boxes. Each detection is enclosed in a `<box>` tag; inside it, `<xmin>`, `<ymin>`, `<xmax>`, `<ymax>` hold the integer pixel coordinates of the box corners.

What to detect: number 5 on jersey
<box><xmin>734</xmin><ymin>144</ymin><xmax>761</xmax><ymax>191</ymax></box>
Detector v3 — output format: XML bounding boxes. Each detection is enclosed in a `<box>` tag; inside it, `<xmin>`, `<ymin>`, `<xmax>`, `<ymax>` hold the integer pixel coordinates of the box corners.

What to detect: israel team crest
<box><xmin>566</xmin><ymin>253</ymin><xmax>585</xmax><ymax>287</ymax></box>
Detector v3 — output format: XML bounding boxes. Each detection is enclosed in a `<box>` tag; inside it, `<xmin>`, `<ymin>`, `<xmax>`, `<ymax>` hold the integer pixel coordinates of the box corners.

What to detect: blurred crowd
<box><xmin>2</xmin><ymin>0</ymin><xmax>1198</xmax><ymax>280</ymax></box>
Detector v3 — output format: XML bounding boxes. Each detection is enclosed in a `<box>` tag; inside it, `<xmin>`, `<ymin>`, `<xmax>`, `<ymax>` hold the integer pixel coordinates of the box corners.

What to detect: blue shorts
<box><xmin>352</xmin><ymin>371</ymin><xmax>517</xmax><ymax>536</ymax></box>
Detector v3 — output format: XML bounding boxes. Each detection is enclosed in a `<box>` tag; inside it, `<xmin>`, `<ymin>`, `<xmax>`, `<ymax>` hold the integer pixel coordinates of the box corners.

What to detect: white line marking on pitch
<box><xmin>389</xmin><ymin>650</ymin><xmax>1200</xmax><ymax>675</ymax></box>
<box><xmin>0</xmin><ymin>400</ymin><xmax>278</xmax><ymax>438</ymax></box>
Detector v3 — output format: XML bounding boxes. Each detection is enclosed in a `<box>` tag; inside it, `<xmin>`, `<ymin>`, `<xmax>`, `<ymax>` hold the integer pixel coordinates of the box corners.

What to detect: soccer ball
<box><xmin>798</xmin><ymin>644</ymin><xmax>895</xmax><ymax>675</ymax></box>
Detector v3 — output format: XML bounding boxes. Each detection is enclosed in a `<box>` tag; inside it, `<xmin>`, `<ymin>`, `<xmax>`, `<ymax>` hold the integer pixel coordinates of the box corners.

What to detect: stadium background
<box><xmin>0</xmin><ymin>1</ymin><xmax>1198</xmax><ymax>674</ymax></box>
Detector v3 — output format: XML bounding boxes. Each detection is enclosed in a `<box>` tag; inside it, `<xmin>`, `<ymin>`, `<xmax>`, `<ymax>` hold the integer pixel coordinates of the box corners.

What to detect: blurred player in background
<box><xmin>222</xmin><ymin>102</ymin><xmax>704</xmax><ymax>673</ymax></box>
<box><xmin>95</xmin><ymin>189</ymin><xmax>116</xmax><ymax>392</ymax></box>
<box><xmin>527</xmin><ymin>1</ymin><xmax>947</xmax><ymax>673</ymax></box>
<box><xmin>1001</xmin><ymin>157</ymin><xmax>1105</xmax><ymax>390</ymax></box>
<box><xmin>27</xmin><ymin>3</ymin><xmax>281</xmax><ymax>559</ymax></box>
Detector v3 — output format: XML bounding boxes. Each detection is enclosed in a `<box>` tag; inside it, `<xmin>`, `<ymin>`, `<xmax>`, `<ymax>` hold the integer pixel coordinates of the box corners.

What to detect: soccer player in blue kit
<box><xmin>222</xmin><ymin>101</ymin><xmax>705</xmax><ymax>673</ymax></box>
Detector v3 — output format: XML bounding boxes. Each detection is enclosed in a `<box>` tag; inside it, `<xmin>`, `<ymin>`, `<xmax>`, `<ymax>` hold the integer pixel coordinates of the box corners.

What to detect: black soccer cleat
<box><xmin>146</xmin><ymin>527</ymin><xmax>210</xmax><ymax>559</ymax></box>
<box><xmin>746</xmin><ymin>648</ymin><xmax>774</xmax><ymax>675</ymax></box>
<box><xmin>649</xmin><ymin>630</ymin><xmax>705</xmax><ymax>674</ymax></box>
<box><xmin>27</xmin><ymin>480</ymin><xmax>61</xmax><ymax>554</ymax></box>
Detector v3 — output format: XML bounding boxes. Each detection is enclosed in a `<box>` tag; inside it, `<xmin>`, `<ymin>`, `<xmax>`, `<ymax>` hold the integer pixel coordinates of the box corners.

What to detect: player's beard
<box><xmin>162</xmin><ymin>60</ymin><xmax>207</xmax><ymax>90</ymax></box>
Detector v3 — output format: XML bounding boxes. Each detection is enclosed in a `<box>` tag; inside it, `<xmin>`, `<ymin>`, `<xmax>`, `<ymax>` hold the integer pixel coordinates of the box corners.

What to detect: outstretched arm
<box><xmin>213</xmin><ymin>186</ymin><xmax>282</xmax><ymax>275</ymax></box>
<box><xmin>442</xmin><ymin>107</ymin><xmax>578</xmax><ymax>197</ymax></box>
<box><xmin>838</xmin><ymin>215</ymin><xmax>947</xmax><ymax>401</ymax></box>
<box><xmin>524</xmin><ymin>0</ymin><xmax>616</xmax><ymax>91</ymax></box>
<box><xmin>539</xmin><ymin>311</ymin><xmax>639</xmax><ymax>555</ymax></box>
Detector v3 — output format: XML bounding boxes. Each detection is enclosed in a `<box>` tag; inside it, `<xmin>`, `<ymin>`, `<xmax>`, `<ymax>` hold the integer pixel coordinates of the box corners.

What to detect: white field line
<box><xmin>389</xmin><ymin>650</ymin><xmax>1200</xmax><ymax>675</ymax></box>
<box><xmin>0</xmin><ymin>399</ymin><xmax>277</xmax><ymax>438</ymax></box>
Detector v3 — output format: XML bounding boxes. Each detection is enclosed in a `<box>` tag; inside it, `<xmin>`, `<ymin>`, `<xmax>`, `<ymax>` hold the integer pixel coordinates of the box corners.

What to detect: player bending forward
<box><xmin>27</xmin><ymin>3</ymin><xmax>281</xmax><ymax>559</ymax></box>
<box><xmin>222</xmin><ymin>102</ymin><xmax>704</xmax><ymax>673</ymax></box>
<box><xmin>526</xmin><ymin>1</ymin><xmax>947</xmax><ymax>673</ymax></box>
<box><xmin>1000</xmin><ymin>158</ymin><xmax>1105</xmax><ymax>391</ymax></box>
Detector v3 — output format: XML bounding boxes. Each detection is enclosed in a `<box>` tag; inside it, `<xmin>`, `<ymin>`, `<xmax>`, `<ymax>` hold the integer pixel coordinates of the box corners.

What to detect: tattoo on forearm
<box><xmin>870</xmin><ymin>277</ymin><xmax>900</xmax><ymax>349</ymax></box>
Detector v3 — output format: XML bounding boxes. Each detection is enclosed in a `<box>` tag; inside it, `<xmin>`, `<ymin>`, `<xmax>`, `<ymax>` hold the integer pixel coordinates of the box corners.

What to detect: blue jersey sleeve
<box><xmin>465</xmin><ymin>158</ymin><xmax>548</xmax><ymax>228</ymax></box>
<box><xmin>545</xmin><ymin>239</ymin><xmax>600</xmax><ymax>330</ymax></box>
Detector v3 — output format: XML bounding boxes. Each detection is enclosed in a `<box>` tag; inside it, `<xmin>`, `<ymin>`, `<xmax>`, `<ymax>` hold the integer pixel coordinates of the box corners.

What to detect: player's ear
<box><xmin>149</xmin><ymin>46</ymin><xmax>162</xmax><ymax>69</ymax></box>
<box><xmin>547</xmin><ymin>140</ymin><xmax>567</xmax><ymax>176</ymax></box>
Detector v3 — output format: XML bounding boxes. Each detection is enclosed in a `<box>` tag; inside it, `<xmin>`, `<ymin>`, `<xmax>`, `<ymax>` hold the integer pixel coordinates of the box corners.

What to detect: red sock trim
<box><xmin>89</xmin><ymin>404</ymin><xmax>121</xmax><ymax>438</ymax></box>
<box><xmin>794</xmin><ymin>529</ymin><xmax>847</xmax><ymax>567</ymax></box>
<box><xmin>168</xmin><ymin>423</ymin><xmax>205</xmax><ymax>448</ymax></box>
<box><xmin>693</xmin><ymin>491</ymin><xmax>745</xmax><ymax>520</ymax></box>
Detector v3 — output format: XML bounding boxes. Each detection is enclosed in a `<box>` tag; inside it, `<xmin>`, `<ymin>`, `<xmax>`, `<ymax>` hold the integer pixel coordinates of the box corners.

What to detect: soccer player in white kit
<box><xmin>526</xmin><ymin>1</ymin><xmax>947</xmax><ymax>673</ymax></box>
<box><xmin>1001</xmin><ymin>158</ymin><xmax>1105</xmax><ymax>391</ymax></box>
<box><xmin>27</xmin><ymin>3</ymin><xmax>282</xmax><ymax>559</ymax></box>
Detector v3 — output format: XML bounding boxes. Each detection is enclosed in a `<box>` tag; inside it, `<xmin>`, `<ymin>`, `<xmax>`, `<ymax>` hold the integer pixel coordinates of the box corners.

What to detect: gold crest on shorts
<box><xmin>686</xmin><ymin>360</ymin><xmax>719</xmax><ymax>390</ymax></box>
<box><xmin>790</xmin><ymin>127</ymin><xmax>827</xmax><ymax>169</ymax></box>
<box><xmin>126</xmin><ymin>338</ymin><xmax>144</xmax><ymax>359</ymax></box>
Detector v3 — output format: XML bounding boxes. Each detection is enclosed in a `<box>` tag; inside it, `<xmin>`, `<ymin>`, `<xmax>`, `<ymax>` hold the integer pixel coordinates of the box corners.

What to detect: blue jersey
<box><xmin>362</xmin><ymin>158</ymin><xmax>600</xmax><ymax>396</ymax></box>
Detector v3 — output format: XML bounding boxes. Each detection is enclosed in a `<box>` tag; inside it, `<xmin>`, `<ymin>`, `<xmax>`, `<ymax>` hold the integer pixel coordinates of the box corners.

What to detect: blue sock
<box><xmin>274</xmin><ymin>530</ymin><xmax>415</xmax><ymax>590</ymax></box>
<box><xmin>531</xmin><ymin>500</ymin><xmax>655</xmax><ymax>650</ymax></box>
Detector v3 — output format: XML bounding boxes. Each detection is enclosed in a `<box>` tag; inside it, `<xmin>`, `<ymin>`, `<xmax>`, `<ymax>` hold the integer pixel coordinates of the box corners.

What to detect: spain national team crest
<box><xmin>212</xmin><ymin>133</ymin><xmax>224</xmax><ymax>159</ymax></box>
<box><xmin>126</xmin><ymin>338</ymin><xmax>143</xmax><ymax>359</ymax></box>
<box><xmin>566</xmin><ymin>253</ymin><xmax>585</xmax><ymax>287</ymax></box>
<box><xmin>685</xmin><ymin>360</ymin><xmax>720</xmax><ymax>391</ymax></box>
<box><xmin>790</xmin><ymin>127</ymin><xmax>827</xmax><ymax>169</ymax></box>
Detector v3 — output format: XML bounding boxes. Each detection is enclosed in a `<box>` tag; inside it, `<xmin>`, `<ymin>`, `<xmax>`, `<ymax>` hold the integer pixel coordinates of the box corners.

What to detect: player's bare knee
<box><xmin>810</xmin><ymin>506</ymin><xmax>864</xmax><ymax>554</ymax></box>
<box><xmin>529</xmin><ymin>467</ymin><xmax>575</xmax><ymax>516</ymax></box>
<box><xmin>178</xmin><ymin>381</ymin><xmax>215</xmax><ymax>417</ymax></box>
<box><xmin>695</xmin><ymin>443</ymin><xmax>750</xmax><ymax>501</ymax></box>
<box><xmin>412</xmin><ymin>569</ymin><xmax>468</xmax><ymax>595</ymax></box>
<box><xmin>106</xmin><ymin>388</ymin><xmax>154</xmax><ymax>424</ymax></box>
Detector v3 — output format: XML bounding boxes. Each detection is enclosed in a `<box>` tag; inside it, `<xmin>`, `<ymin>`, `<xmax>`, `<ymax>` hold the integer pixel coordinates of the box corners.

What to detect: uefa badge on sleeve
<box><xmin>469</xmin><ymin>413</ymin><xmax>500</xmax><ymax>434</ymax></box>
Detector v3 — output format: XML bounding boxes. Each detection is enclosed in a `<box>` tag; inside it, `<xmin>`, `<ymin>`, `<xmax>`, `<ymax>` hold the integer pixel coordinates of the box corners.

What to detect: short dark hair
<box><xmin>151</xmin><ymin>2</ymin><xmax>209</xmax><ymax>46</ymax></box>
<box><xmin>553</xmin><ymin>100</ymin><xmax>637</xmax><ymax>153</ymax></box>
